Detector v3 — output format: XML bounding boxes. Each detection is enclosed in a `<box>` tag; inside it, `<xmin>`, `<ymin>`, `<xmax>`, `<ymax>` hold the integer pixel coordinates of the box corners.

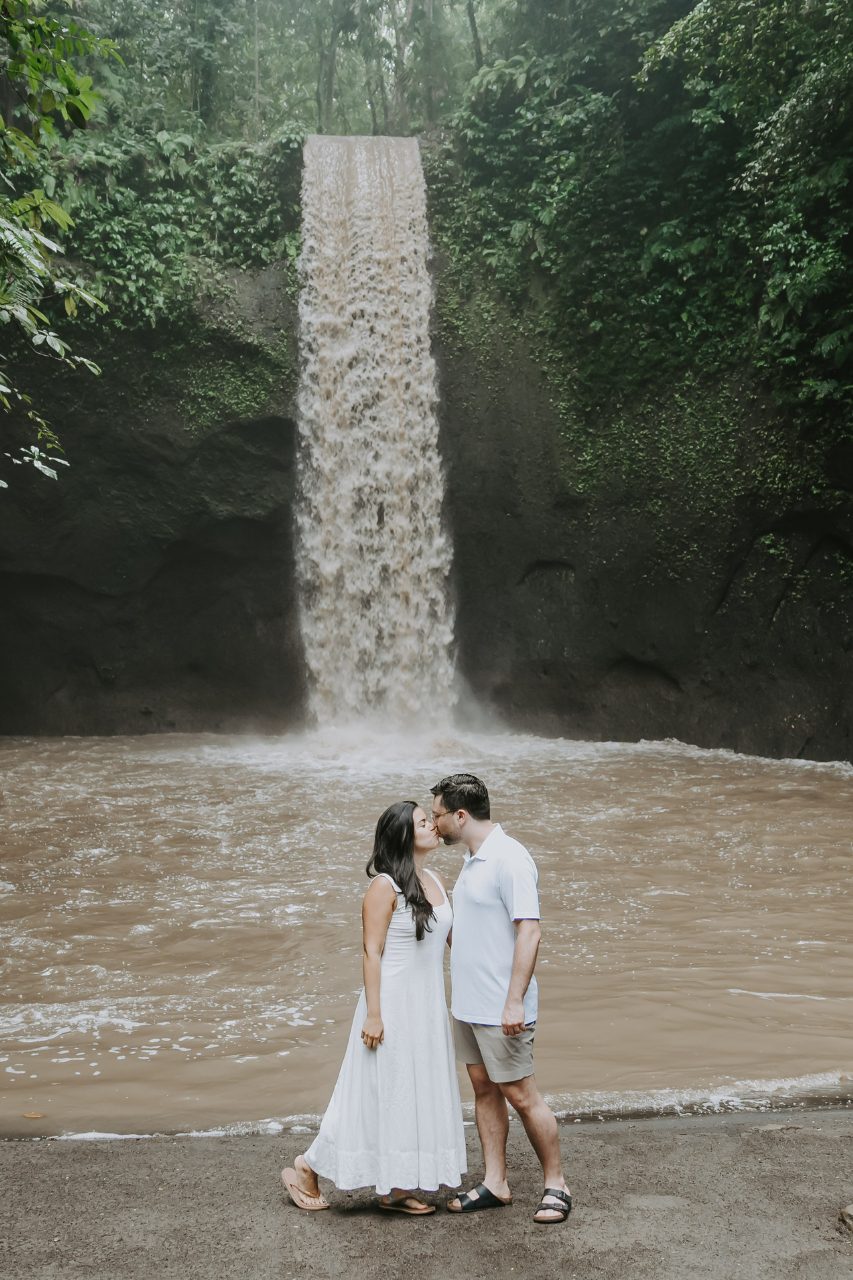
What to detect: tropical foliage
<box><xmin>1</xmin><ymin>0</ymin><xmax>117</xmax><ymax>483</ymax></box>
<box><xmin>430</xmin><ymin>0</ymin><xmax>853</xmax><ymax>432</ymax></box>
<box><xmin>2</xmin><ymin>0</ymin><xmax>851</xmax><ymax>489</ymax></box>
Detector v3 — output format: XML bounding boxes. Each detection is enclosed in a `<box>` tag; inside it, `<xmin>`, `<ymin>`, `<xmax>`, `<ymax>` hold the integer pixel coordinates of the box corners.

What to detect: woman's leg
<box><xmin>294</xmin><ymin>1154</ymin><xmax>322</xmax><ymax>1196</ymax></box>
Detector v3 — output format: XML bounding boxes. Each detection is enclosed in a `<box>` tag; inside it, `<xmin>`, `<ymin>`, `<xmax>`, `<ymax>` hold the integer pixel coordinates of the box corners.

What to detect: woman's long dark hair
<box><xmin>366</xmin><ymin>801</ymin><xmax>435</xmax><ymax>941</ymax></box>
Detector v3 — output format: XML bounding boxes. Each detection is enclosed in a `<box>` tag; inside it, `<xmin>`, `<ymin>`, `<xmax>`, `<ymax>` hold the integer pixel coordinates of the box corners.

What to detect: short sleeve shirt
<box><xmin>450</xmin><ymin>824</ymin><xmax>540</xmax><ymax>1026</ymax></box>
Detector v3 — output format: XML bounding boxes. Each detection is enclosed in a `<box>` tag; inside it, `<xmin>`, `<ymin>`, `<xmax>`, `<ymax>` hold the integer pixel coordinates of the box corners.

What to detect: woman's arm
<box><xmin>361</xmin><ymin>878</ymin><xmax>396</xmax><ymax>1050</ymax></box>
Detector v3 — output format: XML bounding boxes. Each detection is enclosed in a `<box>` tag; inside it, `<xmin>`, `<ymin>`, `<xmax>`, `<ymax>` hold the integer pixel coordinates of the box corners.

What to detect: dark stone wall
<box><xmin>0</xmin><ymin>416</ymin><xmax>304</xmax><ymax>735</ymax></box>
<box><xmin>434</xmin><ymin>315</ymin><xmax>853</xmax><ymax>762</ymax></box>
<box><xmin>0</xmin><ymin>267</ymin><xmax>305</xmax><ymax>735</ymax></box>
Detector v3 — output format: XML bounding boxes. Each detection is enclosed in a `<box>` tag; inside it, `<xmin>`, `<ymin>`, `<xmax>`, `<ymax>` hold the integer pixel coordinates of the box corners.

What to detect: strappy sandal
<box><xmin>447</xmin><ymin>1182</ymin><xmax>512</xmax><ymax>1213</ymax></box>
<box><xmin>533</xmin><ymin>1187</ymin><xmax>572</xmax><ymax>1224</ymax></box>
<box><xmin>281</xmin><ymin>1167</ymin><xmax>329</xmax><ymax>1211</ymax></box>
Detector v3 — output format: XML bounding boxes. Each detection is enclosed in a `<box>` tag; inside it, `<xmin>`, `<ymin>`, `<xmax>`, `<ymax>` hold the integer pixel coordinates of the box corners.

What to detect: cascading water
<box><xmin>295</xmin><ymin>135</ymin><xmax>456</xmax><ymax>726</ymax></box>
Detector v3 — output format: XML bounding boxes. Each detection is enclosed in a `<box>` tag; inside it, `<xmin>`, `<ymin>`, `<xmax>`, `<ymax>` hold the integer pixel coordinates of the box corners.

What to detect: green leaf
<box><xmin>65</xmin><ymin>100</ymin><xmax>87</xmax><ymax>129</ymax></box>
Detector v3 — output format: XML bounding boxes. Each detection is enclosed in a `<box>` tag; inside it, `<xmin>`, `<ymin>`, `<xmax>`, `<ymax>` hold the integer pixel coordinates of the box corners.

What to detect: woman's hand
<box><xmin>361</xmin><ymin>1014</ymin><xmax>384</xmax><ymax>1050</ymax></box>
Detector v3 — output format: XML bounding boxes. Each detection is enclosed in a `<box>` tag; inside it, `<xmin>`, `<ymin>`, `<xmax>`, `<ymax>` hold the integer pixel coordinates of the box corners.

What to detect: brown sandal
<box><xmin>281</xmin><ymin>1167</ymin><xmax>329</xmax><ymax>1211</ymax></box>
<box><xmin>378</xmin><ymin>1194</ymin><xmax>436</xmax><ymax>1215</ymax></box>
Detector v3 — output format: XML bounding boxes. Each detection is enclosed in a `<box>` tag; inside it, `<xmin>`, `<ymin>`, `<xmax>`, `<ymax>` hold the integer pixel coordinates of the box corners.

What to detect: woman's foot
<box><xmin>377</xmin><ymin>1189</ymin><xmax>435</xmax><ymax>1215</ymax></box>
<box><xmin>281</xmin><ymin>1154</ymin><xmax>329</xmax><ymax>1211</ymax></box>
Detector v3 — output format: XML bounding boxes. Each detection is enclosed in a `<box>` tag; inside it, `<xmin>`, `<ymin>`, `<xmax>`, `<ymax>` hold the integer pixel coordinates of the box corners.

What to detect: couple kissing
<box><xmin>281</xmin><ymin>772</ymin><xmax>571</xmax><ymax>1225</ymax></box>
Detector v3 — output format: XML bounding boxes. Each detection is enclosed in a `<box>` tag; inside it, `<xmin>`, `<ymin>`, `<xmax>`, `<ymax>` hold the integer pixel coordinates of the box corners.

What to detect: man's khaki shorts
<box><xmin>452</xmin><ymin>1016</ymin><xmax>536</xmax><ymax>1083</ymax></box>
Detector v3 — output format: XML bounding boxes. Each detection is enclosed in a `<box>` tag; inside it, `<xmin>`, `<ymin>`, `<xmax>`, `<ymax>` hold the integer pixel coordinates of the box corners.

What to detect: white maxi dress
<box><xmin>304</xmin><ymin>869</ymin><xmax>467</xmax><ymax>1195</ymax></box>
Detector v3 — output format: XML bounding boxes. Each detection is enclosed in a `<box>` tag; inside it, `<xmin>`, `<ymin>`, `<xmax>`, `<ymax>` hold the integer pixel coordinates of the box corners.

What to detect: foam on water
<box><xmin>36</xmin><ymin>1071</ymin><xmax>851</xmax><ymax>1141</ymax></box>
<box><xmin>727</xmin><ymin>989</ymin><xmax>830</xmax><ymax>1001</ymax></box>
<box><xmin>125</xmin><ymin>727</ymin><xmax>853</xmax><ymax>779</ymax></box>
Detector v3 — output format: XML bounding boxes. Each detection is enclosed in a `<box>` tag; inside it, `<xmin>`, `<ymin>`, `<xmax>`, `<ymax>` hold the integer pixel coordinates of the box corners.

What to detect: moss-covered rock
<box><xmin>0</xmin><ymin>263</ymin><xmax>305</xmax><ymax>734</ymax></box>
<box><xmin>429</xmin><ymin>211</ymin><xmax>853</xmax><ymax>761</ymax></box>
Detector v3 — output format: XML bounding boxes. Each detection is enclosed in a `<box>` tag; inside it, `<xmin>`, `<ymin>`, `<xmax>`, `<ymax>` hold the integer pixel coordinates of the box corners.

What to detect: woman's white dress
<box><xmin>304</xmin><ymin>869</ymin><xmax>467</xmax><ymax>1195</ymax></box>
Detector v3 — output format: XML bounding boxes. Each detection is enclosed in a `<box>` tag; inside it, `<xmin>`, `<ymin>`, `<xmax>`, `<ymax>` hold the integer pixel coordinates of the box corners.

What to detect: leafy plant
<box><xmin>430</xmin><ymin>0</ymin><xmax>853</xmax><ymax>434</ymax></box>
<box><xmin>1</xmin><ymin>0</ymin><xmax>119</xmax><ymax>486</ymax></box>
<box><xmin>42</xmin><ymin>122</ymin><xmax>304</xmax><ymax>328</ymax></box>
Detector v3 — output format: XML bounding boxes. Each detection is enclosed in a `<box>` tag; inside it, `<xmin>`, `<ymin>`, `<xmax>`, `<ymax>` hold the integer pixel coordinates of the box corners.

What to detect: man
<box><xmin>430</xmin><ymin>773</ymin><xmax>572</xmax><ymax>1225</ymax></box>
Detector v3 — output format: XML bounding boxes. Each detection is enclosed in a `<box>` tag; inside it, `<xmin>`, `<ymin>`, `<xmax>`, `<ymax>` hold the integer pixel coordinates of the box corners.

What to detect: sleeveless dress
<box><xmin>304</xmin><ymin>869</ymin><xmax>467</xmax><ymax>1195</ymax></box>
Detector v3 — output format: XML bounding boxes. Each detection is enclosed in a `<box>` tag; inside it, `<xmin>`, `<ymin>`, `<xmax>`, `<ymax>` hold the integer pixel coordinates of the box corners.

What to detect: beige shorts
<box><xmin>452</xmin><ymin>1017</ymin><xmax>536</xmax><ymax>1083</ymax></box>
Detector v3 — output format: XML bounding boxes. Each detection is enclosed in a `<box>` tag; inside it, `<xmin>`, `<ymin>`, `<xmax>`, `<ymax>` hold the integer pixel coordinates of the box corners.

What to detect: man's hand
<box><xmin>501</xmin><ymin>998</ymin><xmax>526</xmax><ymax>1037</ymax></box>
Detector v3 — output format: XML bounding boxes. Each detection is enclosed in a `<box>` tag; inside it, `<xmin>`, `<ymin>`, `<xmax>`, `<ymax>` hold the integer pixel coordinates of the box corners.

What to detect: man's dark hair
<box><xmin>430</xmin><ymin>773</ymin><xmax>490</xmax><ymax>820</ymax></box>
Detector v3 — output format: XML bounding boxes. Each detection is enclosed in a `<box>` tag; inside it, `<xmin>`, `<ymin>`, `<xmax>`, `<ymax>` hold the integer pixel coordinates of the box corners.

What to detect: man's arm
<box><xmin>501</xmin><ymin>918</ymin><xmax>541</xmax><ymax>1036</ymax></box>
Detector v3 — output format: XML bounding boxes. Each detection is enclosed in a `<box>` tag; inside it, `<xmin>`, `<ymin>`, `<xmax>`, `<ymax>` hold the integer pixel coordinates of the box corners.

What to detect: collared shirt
<box><xmin>450</xmin><ymin>823</ymin><xmax>541</xmax><ymax>1026</ymax></box>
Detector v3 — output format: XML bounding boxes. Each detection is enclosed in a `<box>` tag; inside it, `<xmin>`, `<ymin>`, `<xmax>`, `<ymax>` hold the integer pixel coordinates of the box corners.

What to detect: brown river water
<box><xmin>1</xmin><ymin>729</ymin><xmax>851</xmax><ymax>1139</ymax></box>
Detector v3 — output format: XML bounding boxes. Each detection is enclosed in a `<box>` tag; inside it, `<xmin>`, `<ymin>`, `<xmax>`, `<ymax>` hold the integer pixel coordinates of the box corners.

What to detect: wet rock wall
<box><xmin>1</xmin><ymin>257</ymin><xmax>851</xmax><ymax>759</ymax></box>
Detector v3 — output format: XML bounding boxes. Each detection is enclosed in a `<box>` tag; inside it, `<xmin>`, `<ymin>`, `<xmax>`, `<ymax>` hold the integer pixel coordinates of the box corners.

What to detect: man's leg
<box><xmin>500</xmin><ymin>1074</ymin><xmax>569</xmax><ymax>1221</ymax></box>
<box><xmin>470</xmin><ymin>1063</ymin><xmax>512</xmax><ymax>1199</ymax></box>
<box><xmin>447</xmin><ymin>1063</ymin><xmax>512</xmax><ymax>1208</ymax></box>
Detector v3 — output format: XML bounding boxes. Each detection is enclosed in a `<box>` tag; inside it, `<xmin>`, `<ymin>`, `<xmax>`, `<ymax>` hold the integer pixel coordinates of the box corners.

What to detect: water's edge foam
<box><xmin>6</xmin><ymin>1078</ymin><xmax>850</xmax><ymax>1142</ymax></box>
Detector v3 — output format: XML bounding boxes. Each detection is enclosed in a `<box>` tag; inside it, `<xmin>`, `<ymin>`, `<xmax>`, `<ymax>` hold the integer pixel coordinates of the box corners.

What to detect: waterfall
<box><xmin>295</xmin><ymin>135</ymin><xmax>456</xmax><ymax>726</ymax></box>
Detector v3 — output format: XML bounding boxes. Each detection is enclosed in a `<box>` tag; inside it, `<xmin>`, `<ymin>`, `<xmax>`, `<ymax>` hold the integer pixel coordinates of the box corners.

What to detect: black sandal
<box><xmin>447</xmin><ymin>1182</ymin><xmax>512</xmax><ymax>1213</ymax></box>
<box><xmin>533</xmin><ymin>1187</ymin><xmax>572</xmax><ymax>1224</ymax></box>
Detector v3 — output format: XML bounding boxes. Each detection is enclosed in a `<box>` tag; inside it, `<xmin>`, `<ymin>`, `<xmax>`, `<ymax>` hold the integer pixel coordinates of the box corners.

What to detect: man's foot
<box><xmin>532</xmin><ymin>1185</ymin><xmax>572</xmax><ymax>1224</ymax></box>
<box><xmin>281</xmin><ymin>1154</ymin><xmax>329</xmax><ymax>1211</ymax></box>
<box><xmin>447</xmin><ymin>1181</ymin><xmax>512</xmax><ymax>1213</ymax></box>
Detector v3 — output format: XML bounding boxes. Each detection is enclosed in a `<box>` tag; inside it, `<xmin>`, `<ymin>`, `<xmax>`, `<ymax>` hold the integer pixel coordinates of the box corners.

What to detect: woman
<box><xmin>281</xmin><ymin>801</ymin><xmax>466</xmax><ymax>1215</ymax></box>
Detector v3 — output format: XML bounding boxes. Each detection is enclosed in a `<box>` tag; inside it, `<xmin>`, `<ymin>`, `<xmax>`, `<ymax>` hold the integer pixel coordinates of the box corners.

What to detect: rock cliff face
<box><xmin>1</xmin><ymin>259</ymin><xmax>851</xmax><ymax>759</ymax></box>
<box><xmin>434</xmin><ymin>321</ymin><xmax>853</xmax><ymax>762</ymax></box>
<box><xmin>0</xmin><ymin>266</ymin><xmax>305</xmax><ymax>735</ymax></box>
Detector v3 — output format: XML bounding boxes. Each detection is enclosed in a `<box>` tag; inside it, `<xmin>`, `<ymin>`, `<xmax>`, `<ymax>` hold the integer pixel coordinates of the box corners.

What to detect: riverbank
<box><xmin>2</xmin><ymin>1109</ymin><xmax>852</xmax><ymax>1279</ymax></box>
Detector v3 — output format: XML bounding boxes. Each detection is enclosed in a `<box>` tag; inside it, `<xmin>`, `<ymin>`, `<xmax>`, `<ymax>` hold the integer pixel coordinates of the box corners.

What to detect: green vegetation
<box><xmin>0</xmin><ymin>0</ymin><xmax>118</xmax><ymax>481</ymax></box>
<box><xmin>423</xmin><ymin>0</ymin><xmax>851</xmax><ymax>558</ymax></box>
<box><xmin>2</xmin><ymin>0</ymin><xmax>851</xmax><ymax>518</ymax></box>
<box><xmin>169</xmin><ymin>329</ymin><xmax>296</xmax><ymax>435</ymax></box>
<box><xmin>1</xmin><ymin>0</ymin><xmax>306</xmax><ymax>485</ymax></box>
<box><xmin>428</xmin><ymin>0</ymin><xmax>852</xmax><ymax>417</ymax></box>
<box><xmin>50</xmin><ymin>123</ymin><xmax>302</xmax><ymax>328</ymax></box>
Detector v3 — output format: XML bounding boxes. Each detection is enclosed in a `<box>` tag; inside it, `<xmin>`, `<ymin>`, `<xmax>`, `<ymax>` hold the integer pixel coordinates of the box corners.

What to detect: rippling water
<box><xmin>1</xmin><ymin>730</ymin><xmax>850</xmax><ymax>1138</ymax></box>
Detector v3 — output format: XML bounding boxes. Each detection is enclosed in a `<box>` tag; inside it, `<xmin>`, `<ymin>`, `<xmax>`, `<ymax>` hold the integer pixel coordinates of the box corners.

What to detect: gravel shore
<box><xmin>2</xmin><ymin>1108</ymin><xmax>852</xmax><ymax>1279</ymax></box>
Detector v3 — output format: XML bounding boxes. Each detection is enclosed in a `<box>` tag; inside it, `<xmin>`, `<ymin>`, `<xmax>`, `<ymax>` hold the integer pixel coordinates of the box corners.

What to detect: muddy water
<box><xmin>1</xmin><ymin>731</ymin><xmax>850</xmax><ymax>1138</ymax></box>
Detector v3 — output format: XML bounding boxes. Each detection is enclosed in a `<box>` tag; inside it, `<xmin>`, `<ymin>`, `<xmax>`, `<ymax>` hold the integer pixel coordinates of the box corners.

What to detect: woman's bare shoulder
<box><xmin>363</xmin><ymin>875</ymin><xmax>398</xmax><ymax>904</ymax></box>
